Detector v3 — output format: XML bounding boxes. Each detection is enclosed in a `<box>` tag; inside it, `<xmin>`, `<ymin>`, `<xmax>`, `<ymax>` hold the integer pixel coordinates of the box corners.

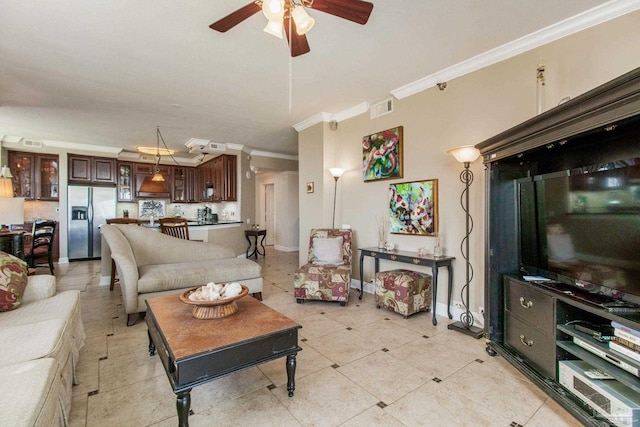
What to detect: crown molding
<box><xmin>44</xmin><ymin>139</ymin><xmax>123</xmax><ymax>154</ymax></box>
<box><xmin>391</xmin><ymin>0</ymin><xmax>640</xmax><ymax>99</ymax></box>
<box><xmin>249</xmin><ymin>149</ymin><xmax>298</xmax><ymax>161</ymax></box>
<box><xmin>293</xmin><ymin>112</ymin><xmax>333</xmax><ymax>132</ymax></box>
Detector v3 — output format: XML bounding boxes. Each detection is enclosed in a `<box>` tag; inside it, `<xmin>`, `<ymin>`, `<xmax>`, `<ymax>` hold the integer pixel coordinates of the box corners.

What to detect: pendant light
<box><xmin>139</xmin><ymin>127</ymin><xmax>170</xmax><ymax>195</ymax></box>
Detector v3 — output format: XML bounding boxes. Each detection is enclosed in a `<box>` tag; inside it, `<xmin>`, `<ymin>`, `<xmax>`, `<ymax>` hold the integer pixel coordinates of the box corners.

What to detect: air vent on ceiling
<box><xmin>23</xmin><ymin>139</ymin><xmax>43</xmax><ymax>148</ymax></box>
<box><xmin>185</xmin><ymin>138</ymin><xmax>226</xmax><ymax>154</ymax></box>
<box><xmin>370</xmin><ymin>98</ymin><xmax>394</xmax><ymax>119</ymax></box>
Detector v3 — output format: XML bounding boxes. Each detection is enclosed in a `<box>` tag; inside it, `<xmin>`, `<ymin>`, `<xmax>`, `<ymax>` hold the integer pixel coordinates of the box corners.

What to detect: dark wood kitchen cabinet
<box><xmin>68</xmin><ymin>154</ymin><xmax>117</xmax><ymax>185</ymax></box>
<box><xmin>172</xmin><ymin>166</ymin><xmax>197</xmax><ymax>203</ymax></box>
<box><xmin>197</xmin><ymin>154</ymin><xmax>236</xmax><ymax>202</ymax></box>
<box><xmin>8</xmin><ymin>151</ymin><xmax>59</xmax><ymax>200</ymax></box>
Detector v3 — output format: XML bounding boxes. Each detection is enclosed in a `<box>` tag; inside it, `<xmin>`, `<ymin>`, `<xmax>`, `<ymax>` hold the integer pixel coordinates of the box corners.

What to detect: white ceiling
<box><xmin>1</xmin><ymin>0</ymin><xmax>632</xmax><ymax>158</ymax></box>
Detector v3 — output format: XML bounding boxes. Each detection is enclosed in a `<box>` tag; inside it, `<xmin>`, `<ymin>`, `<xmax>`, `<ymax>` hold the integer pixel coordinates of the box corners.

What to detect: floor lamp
<box><xmin>447</xmin><ymin>145</ymin><xmax>483</xmax><ymax>339</ymax></box>
<box><xmin>329</xmin><ymin>168</ymin><xmax>345</xmax><ymax>229</ymax></box>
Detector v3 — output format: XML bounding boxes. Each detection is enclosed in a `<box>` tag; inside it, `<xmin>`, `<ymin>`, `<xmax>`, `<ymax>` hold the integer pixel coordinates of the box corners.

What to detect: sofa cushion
<box><xmin>0</xmin><ymin>358</ymin><xmax>63</xmax><ymax>427</ymax></box>
<box><xmin>0</xmin><ymin>251</ymin><xmax>29</xmax><ymax>312</ymax></box>
<box><xmin>0</xmin><ymin>318</ymin><xmax>71</xmax><ymax>367</ymax></box>
<box><xmin>22</xmin><ymin>275</ymin><xmax>56</xmax><ymax>303</ymax></box>
<box><xmin>138</xmin><ymin>258</ymin><xmax>262</xmax><ymax>294</ymax></box>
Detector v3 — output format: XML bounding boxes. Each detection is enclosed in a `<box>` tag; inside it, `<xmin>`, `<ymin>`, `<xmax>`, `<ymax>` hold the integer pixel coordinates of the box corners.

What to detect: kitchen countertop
<box><xmin>139</xmin><ymin>219</ymin><xmax>243</xmax><ymax>228</ymax></box>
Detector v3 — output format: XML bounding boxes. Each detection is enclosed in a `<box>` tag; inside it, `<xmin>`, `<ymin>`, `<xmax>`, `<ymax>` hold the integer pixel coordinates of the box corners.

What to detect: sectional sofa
<box><xmin>0</xmin><ymin>254</ymin><xmax>84</xmax><ymax>427</ymax></box>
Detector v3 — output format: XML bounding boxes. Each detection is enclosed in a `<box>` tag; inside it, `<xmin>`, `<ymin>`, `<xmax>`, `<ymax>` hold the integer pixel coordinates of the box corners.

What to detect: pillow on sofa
<box><xmin>0</xmin><ymin>251</ymin><xmax>29</xmax><ymax>312</ymax></box>
<box><xmin>312</xmin><ymin>237</ymin><xmax>344</xmax><ymax>265</ymax></box>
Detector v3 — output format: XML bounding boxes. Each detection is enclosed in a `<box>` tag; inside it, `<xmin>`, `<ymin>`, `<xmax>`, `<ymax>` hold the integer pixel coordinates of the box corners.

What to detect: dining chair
<box><xmin>105</xmin><ymin>218</ymin><xmax>140</xmax><ymax>290</ymax></box>
<box><xmin>159</xmin><ymin>217</ymin><xmax>190</xmax><ymax>240</ymax></box>
<box><xmin>24</xmin><ymin>220</ymin><xmax>57</xmax><ymax>274</ymax></box>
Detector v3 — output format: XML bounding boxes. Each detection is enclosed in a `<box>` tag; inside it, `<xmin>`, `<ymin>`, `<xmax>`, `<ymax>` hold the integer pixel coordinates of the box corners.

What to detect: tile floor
<box><xmin>49</xmin><ymin>247</ymin><xmax>583</xmax><ymax>427</ymax></box>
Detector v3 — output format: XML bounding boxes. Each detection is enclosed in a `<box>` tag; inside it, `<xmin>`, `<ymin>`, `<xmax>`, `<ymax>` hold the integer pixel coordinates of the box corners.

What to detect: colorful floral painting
<box><xmin>389</xmin><ymin>180</ymin><xmax>438</xmax><ymax>235</ymax></box>
<box><xmin>363</xmin><ymin>126</ymin><xmax>403</xmax><ymax>182</ymax></box>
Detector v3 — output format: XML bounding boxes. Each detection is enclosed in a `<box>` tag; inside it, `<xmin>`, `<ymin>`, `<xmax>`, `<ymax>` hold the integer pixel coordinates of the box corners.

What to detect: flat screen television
<box><xmin>518</xmin><ymin>157</ymin><xmax>640</xmax><ymax>306</ymax></box>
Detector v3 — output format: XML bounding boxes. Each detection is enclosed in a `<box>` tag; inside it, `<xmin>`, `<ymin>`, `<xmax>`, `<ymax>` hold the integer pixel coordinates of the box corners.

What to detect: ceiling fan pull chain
<box><xmin>288</xmin><ymin>16</ymin><xmax>293</xmax><ymax>114</ymax></box>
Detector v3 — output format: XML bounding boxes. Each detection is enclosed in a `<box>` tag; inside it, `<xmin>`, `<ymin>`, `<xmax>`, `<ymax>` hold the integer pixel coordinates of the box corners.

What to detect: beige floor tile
<box><xmin>340</xmin><ymin>405</ymin><xmax>406</xmax><ymax>427</ymax></box>
<box><xmin>86</xmin><ymin>375</ymin><xmax>177</xmax><ymax>427</ymax></box>
<box><xmin>73</xmin><ymin>357</ymin><xmax>100</xmax><ymax>397</ymax></box>
<box><xmin>338</xmin><ymin>350</ymin><xmax>431</xmax><ymax>404</ymax></box>
<box><xmin>150</xmin><ymin>388</ymin><xmax>302</xmax><ymax>427</ymax></box>
<box><xmin>106</xmin><ymin>322</ymin><xmax>150</xmax><ymax>359</ymax></box>
<box><xmin>385</xmin><ymin>380</ymin><xmax>511</xmax><ymax>426</ymax></box>
<box><xmin>69</xmin><ymin>393</ymin><xmax>88</xmax><ymax>427</ymax></box>
<box><xmin>297</xmin><ymin>312</ymin><xmax>350</xmax><ymax>340</ymax></box>
<box><xmin>442</xmin><ymin>356</ymin><xmax>548</xmax><ymax>425</ymax></box>
<box><xmin>351</xmin><ymin>318</ymin><xmax>426</xmax><ymax>349</ymax></box>
<box><xmin>306</xmin><ymin>328</ymin><xmax>382</xmax><ymax>367</ymax></box>
<box><xmin>99</xmin><ymin>349</ymin><xmax>166</xmax><ymax>393</ymax></box>
<box><xmin>387</xmin><ymin>335</ymin><xmax>481</xmax><ymax>380</ymax></box>
<box><xmin>189</xmin><ymin>367</ymin><xmax>272</xmax><ymax>413</ymax></box>
<box><xmin>271</xmin><ymin>366</ymin><xmax>379</xmax><ymax>427</ymax></box>
<box><xmin>525</xmin><ymin>397</ymin><xmax>584</xmax><ymax>426</ymax></box>
<box><xmin>82</xmin><ymin>318</ymin><xmax>113</xmax><ymax>339</ymax></box>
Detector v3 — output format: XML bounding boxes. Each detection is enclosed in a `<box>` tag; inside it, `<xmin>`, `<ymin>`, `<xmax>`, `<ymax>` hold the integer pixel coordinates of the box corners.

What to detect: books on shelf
<box><xmin>617</xmin><ymin>337</ymin><xmax>640</xmax><ymax>352</ymax></box>
<box><xmin>611</xmin><ymin>321</ymin><xmax>640</xmax><ymax>339</ymax></box>
<box><xmin>609</xmin><ymin>341</ymin><xmax>640</xmax><ymax>363</ymax></box>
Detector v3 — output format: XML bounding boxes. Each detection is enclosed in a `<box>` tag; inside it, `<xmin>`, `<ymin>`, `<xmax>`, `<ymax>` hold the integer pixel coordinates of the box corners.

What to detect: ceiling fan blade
<box><xmin>284</xmin><ymin>18</ymin><xmax>311</xmax><ymax>57</ymax></box>
<box><xmin>309</xmin><ymin>0</ymin><xmax>373</xmax><ymax>25</ymax></box>
<box><xmin>209</xmin><ymin>2</ymin><xmax>261</xmax><ymax>32</ymax></box>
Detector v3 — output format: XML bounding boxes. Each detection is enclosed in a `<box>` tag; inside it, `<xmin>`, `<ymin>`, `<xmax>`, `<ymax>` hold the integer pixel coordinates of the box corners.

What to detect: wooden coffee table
<box><xmin>146</xmin><ymin>294</ymin><xmax>302</xmax><ymax>427</ymax></box>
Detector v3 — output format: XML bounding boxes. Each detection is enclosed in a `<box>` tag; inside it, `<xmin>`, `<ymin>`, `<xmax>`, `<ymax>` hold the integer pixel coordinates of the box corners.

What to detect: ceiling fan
<box><xmin>209</xmin><ymin>0</ymin><xmax>374</xmax><ymax>57</ymax></box>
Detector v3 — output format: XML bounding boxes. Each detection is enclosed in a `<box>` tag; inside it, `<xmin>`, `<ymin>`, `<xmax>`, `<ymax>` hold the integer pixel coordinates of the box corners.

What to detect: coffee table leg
<box><xmin>176</xmin><ymin>389</ymin><xmax>191</xmax><ymax>427</ymax></box>
<box><xmin>286</xmin><ymin>354</ymin><xmax>296</xmax><ymax>397</ymax></box>
<box><xmin>148</xmin><ymin>329</ymin><xmax>156</xmax><ymax>356</ymax></box>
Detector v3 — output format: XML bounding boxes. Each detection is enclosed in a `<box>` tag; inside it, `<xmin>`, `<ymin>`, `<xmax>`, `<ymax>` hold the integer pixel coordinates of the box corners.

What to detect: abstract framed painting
<box><xmin>362</xmin><ymin>126</ymin><xmax>403</xmax><ymax>182</ymax></box>
<box><xmin>389</xmin><ymin>179</ymin><xmax>438</xmax><ymax>235</ymax></box>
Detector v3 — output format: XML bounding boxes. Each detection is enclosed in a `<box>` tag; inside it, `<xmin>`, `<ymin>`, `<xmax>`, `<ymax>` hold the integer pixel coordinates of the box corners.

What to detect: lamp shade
<box><xmin>262</xmin><ymin>0</ymin><xmax>284</xmax><ymax>21</ymax></box>
<box><xmin>329</xmin><ymin>168</ymin><xmax>345</xmax><ymax>179</ymax></box>
<box><xmin>0</xmin><ymin>197</ymin><xmax>24</xmax><ymax>226</ymax></box>
<box><xmin>291</xmin><ymin>6</ymin><xmax>315</xmax><ymax>35</ymax></box>
<box><xmin>139</xmin><ymin>176</ymin><xmax>170</xmax><ymax>194</ymax></box>
<box><xmin>447</xmin><ymin>145</ymin><xmax>481</xmax><ymax>164</ymax></box>
<box><xmin>0</xmin><ymin>178</ymin><xmax>13</xmax><ymax>197</ymax></box>
<box><xmin>263</xmin><ymin>18</ymin><xmax>283</xmax><ymax>38</ymax></box>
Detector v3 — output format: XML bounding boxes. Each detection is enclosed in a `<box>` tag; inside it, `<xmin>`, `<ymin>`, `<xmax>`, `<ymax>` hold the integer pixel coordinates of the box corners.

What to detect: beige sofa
<box><xmin>0</xmin><ymin>274</ymin><xmax>85</xmax><ymax>427</ymax></box>
<box><xmin>101</xmin><ymin>224</ymin><xmax>263</xmax><ymax>325</ymax></box>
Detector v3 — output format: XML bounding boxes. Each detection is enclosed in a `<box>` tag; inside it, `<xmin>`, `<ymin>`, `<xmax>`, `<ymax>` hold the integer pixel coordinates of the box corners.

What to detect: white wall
<box><xmin>297</xmin><ymin>11</ymin><xmax>640</xmax><ymax>317</ymax></box>
<box><xmin>256</xmin><ymin>171</ymin><xmax>299</xmax><ymax>251</ymax></box>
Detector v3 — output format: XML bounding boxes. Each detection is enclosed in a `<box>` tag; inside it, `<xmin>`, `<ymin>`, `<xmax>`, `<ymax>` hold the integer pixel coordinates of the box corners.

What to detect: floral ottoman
<box><xmin>375</xmin><ymin>269</ymin><xmax>432</xmax><ymax>318</ymax></box>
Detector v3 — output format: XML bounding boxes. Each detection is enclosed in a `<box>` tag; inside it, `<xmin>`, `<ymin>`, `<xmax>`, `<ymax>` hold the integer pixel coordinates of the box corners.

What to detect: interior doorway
<box><xmin>264</xmin><ymin>183</ymin><xmax>275</xmax><ymax>246</ymax></box>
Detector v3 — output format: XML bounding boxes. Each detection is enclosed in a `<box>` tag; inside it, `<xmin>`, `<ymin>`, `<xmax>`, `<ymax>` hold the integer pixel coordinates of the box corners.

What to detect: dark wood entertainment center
<box><xmin>477</xmin><ymin>67</ymin><xmax>640</xmax><ymax>426</ymax></box>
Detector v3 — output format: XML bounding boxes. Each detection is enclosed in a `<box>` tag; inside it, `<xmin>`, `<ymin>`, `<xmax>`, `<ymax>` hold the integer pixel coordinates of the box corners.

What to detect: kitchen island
<box><xmin>99</xmin><ymin>219</ymin><xmax>247</xmax><ymax>286</ymax></box>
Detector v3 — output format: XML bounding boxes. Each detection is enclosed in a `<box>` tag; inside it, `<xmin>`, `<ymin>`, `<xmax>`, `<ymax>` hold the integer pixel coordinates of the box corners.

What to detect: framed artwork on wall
<box><xmin>389</xmin><ymin>179</ymin><xmax>438</xmax><ymax>235</ymax></box>
<box><xmin>139</xmin><ymin>200</ymin><xmax>165</xmax><ymax>218</ymax></box>
<box><xmin>362</xmin><ymin>126</ymin><xmax>403</xmax><ymax>182</ymax></box>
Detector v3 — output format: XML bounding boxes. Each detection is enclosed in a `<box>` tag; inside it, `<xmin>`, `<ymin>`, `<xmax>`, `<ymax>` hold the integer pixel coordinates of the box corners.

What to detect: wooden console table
<box><xmin>0</xmin><ymin>231</ymin><xmax>25</xmax><ymax>261</ymax></box>
<box><xmin>359</xmin><ymin>247</ymin><xmax>454</xmax><ymax>326</ymax></box>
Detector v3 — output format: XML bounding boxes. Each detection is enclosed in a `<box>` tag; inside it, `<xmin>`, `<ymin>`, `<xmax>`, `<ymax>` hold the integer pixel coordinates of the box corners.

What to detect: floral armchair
<box><xmin>294</xmin><ymin>229</ymin><xmax>353</xmax><ymax>306</ymax></box>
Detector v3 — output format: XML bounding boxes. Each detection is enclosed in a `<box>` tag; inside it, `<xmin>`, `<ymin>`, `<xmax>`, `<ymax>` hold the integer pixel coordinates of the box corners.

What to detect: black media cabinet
<box><xmin>477</xmin><ymin>67</ymin><xmax>640</xmax><ymax>426</ymax></box>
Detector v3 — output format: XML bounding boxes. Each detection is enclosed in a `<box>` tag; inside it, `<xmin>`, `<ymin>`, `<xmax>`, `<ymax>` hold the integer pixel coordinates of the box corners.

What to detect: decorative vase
<box><xmin>378</xmin><ymin>241</ymin><xmax>385</xmax><ymax>249</ymax></box>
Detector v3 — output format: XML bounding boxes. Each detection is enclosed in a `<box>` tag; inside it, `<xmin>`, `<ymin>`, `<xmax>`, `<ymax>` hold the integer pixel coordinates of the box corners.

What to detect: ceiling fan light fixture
<box><xmin>291</xmin><ymin>6</ymin><xmax>315</xmax><ymax>35</ymax></box>
<box><xmin>262</xmin><ymin>0</ymin><xmax>284</xmax><ymax>21</ymax></box>
<box><xmin>263</xmin><ymin>18</ymin><xmax>284</xmax><ymax>38</ymax></box>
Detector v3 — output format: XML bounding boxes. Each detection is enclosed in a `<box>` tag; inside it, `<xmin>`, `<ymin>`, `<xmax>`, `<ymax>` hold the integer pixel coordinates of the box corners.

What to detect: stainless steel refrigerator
<box><xmin>68</xmin><ymin>186</ymin><xmax>117</xmax><ymax>260</ymax></box>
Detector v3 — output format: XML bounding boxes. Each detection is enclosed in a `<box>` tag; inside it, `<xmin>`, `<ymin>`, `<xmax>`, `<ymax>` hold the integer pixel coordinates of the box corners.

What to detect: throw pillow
<box><xmin>0</xmin><ymin>251</ymin><xmax>29</xmax><ymax>312</ymax></box>
<box><xmin>313</xmin><ymin>236</ymin><xmax>344</xmax><ymax>265</ymax></box>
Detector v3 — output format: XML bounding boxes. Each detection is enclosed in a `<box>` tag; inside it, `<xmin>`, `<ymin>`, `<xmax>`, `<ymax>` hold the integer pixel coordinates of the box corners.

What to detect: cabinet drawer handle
<box><xmin>519</xmin><ymin>334</ymin><xmax>534</xmax><ymax>347</ymax></box>
<box><xmin>519</xmin><ymin>297</ymin><xmax>533</xmax><ymax>309</ymax></box>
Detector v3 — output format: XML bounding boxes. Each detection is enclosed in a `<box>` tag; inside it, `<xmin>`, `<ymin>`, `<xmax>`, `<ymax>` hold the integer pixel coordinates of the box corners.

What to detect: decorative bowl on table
<box><xmin>179</xmin><ymin>284</ymin><xmax>249</xmax><ymax>319</ymax></box>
